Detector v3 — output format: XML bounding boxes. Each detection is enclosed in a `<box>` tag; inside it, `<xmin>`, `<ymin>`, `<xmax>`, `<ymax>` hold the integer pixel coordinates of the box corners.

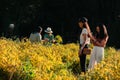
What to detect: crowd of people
<box><xmin>28</xmin><ymin>17</ymin><xmax>109</xmax><ymax>74</ymax></box>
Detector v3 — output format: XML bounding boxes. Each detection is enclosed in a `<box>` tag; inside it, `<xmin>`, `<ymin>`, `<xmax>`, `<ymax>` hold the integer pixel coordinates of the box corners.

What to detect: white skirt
<box><xmin>88</xmin><ymin>46</ymin><xmax>104</xmax><ymax>70</ymax></box>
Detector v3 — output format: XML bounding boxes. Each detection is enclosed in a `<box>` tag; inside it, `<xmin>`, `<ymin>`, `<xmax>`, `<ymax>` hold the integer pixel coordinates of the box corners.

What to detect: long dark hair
<box><xmin>95</xmin><ymin>24</ymin><xmax>108</xmax><ymax>39</ymax></box>
<box><xmin>78</xmin><ymin>17</ymin><xmax>88</xmax><ymax>28</ymax></box>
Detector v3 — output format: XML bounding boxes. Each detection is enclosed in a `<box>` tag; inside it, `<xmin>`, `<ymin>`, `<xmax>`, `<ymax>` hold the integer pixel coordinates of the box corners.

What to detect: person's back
<box><xmin>29</xmin><ymin>26</ymin><xmax>42</xmax><ymax>43</ymax></box>
<box><xmin>29</xmin><ymin>32</ymin><xmax>42</xmax><ymax>42</ymax></box>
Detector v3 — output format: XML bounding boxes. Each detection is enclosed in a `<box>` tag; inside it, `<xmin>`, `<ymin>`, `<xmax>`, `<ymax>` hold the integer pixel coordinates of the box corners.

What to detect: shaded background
<box><xmin>0</xmin><ymin>0</ymin><xmax>120</xmax><ymax>48</ymax></box>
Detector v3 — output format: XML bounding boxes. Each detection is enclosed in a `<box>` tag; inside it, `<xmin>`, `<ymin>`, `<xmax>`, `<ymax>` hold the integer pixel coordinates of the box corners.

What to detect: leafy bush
<box><xmin>0</xmin><ymin>38</ymin><xmax>119</xmax><ymax>80</ymax></box>
<box><xmin>55</xmin><ymin>35</ymin><xmax>63</xmax><ymax>44</ymax></box>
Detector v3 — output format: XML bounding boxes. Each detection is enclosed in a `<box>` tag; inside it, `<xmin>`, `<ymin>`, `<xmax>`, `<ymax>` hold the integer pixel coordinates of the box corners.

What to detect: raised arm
<box><xmin>84</xmin><ymin>22</ymin><xmax>96</xmax><ymax>42</ymax></box>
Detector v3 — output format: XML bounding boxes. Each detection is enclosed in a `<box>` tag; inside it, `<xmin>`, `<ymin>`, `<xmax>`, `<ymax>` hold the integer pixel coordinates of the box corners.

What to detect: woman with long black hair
<box><xmin>85</xmin><ymin>22</ymin><xmax>109</xmax><ymax>70</ymax></box>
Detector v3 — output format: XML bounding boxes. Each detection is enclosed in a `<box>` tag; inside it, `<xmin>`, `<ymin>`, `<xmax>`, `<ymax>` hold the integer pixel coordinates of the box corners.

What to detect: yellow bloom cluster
<box><xmin>0</xmin><ymin>38</ymin><xmax>120</xmax><ymax>80</ymax></box>
<box><xmin>79</xmin><ymin>47</ymin><xmax>120</xmax><ymax>80</ymax></box>
<box><xmin>0</xmin><ymin>38</ymin><xmax>79</xmax><ymax>80</ymax></box>
<box><xmin>0</xmin><ymin>39</ymin><xmax>21</xmax><ymax>72</ymax></box>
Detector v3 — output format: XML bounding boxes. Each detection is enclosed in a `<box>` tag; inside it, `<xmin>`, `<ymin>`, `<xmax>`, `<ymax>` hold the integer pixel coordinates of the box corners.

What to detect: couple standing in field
<box><xmin>78</xmin><ymin>17</ymin><xmax>109</xmax><ymax>73</ymax></box>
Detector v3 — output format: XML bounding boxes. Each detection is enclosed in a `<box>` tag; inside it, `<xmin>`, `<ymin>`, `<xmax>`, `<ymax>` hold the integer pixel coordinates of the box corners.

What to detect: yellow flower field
<box><xmin>0</xmin><ymin>38</ymin><xmax>119</xmax><ymax>80</ymax></box>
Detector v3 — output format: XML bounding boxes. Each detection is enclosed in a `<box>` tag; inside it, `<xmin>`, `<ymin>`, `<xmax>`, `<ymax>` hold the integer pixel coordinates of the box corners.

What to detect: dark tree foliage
<box><xmin>0</xmin><ymin>0</ymin><xmax>120</xmax><ymax>48</ymax></box>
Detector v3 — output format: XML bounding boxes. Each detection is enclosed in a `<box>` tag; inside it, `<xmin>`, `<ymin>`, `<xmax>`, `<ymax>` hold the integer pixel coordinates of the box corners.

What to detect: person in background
<box><xmin>43</xmin><ymin>27</ymin><xmax>55</xmax><ymax>44</ymax></box>
<box><xmin>85</xmin><ymin>22</ymin><xmax>109</xmax><ymax>70</ymax></box>
<box><xmin>29</xmin><ymin>26</ymin><xmax>42</xmax><ymax>43</ymax></box>
<box><xmin>6</xmin><ymin>24</ymin><xmax>15</xmax><ymax>39</ymax></box>
<box><xmin>78</xmin><ymin>17</ymin><xmax>90</xmax><ymax>73</ymax></box>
